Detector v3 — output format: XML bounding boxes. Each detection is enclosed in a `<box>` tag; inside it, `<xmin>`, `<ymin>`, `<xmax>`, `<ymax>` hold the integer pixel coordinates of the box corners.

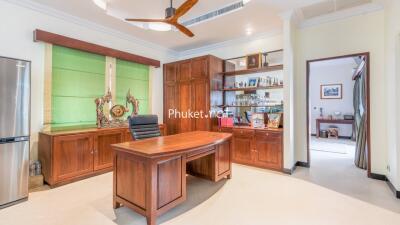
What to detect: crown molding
<box><xmin>299</xmin><ymin>3</ymin><xmax>384</xmax><ymax>29</ymax></box>
<box><xmin>3</xmin><ymin>0</ymin><xmax>180</xmax><ymax>57</ymax></box>
<box><xmin>178</xmin><ymin>28</ymin><xmax>282</xmax><ymax>59</ymax></box>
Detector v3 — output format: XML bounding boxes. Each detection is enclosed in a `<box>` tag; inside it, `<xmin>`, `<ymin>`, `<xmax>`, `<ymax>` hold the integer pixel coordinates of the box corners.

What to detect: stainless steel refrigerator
<box><xmin>0</xmin><ymin>57</ymin><xmax>30</xmax><ymax>208</ymax></box>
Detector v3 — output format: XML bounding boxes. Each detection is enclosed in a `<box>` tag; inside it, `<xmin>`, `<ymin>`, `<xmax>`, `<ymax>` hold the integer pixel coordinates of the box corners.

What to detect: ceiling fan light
<box><xmin>242</xmin><ymin>0</ymin><xmax>251</xmax><ymax>5</ymax></box>
<box><xmin>93</xmin><ymin>0</ymin><xmax>107</xmax><ymax>10</ymax></box>
<box><xmin>148</xmin><ymin>23</ymin><xmax>172</xmax><ymax>32</ymax></box>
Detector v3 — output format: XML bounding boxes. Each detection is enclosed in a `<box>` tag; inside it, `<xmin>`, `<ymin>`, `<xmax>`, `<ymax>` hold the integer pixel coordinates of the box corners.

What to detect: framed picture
<box><xmin>246</xmin><ymin>53</ymin><xmax>261</xmax><ymax>69</ymax></box>
<box><xmin>252</xmin><ymin>113</ymin><xmax>266</xmax><ymax>128</ymax></box>
<box><xmin>267</xmin><ymin>113</ymin><xmax>282</xmax><ymax>128</ymax></box>
<box><xmin>320</xmin><ymin>84</ymin><xmax>342</xmax><ymax>99</ymax></box>
<box><xmin>248</xmin><ymin>78</ymin><xmax>259</xmax><ymax>88</ymax></box>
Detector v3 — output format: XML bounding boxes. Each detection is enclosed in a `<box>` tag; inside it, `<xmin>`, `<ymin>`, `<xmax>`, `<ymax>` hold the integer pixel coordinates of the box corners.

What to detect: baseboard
<box><xmin>386</xmin><ymin>178</ymin><xmax>400</xmax><ymax>199</ymax></box>
<box><xmin>283</xmin><ymin>163</ymin><xmax>297</xmax><ymax>175</ymax></box>
<box><xmin>369</xmin><ymin>173</ymin><xmax>387</xmax><ymax>181</ymax></box>
<box><xmin>296</xmin><ymin>161</ymin><xmax>310</xmax><ymax>168</ymax></box>
<box><xmin>283</xmin><ymin>161</ymin><xmax>310</xmax><ymax>175</ymax></box>
<box><xmin>369</xmin><ymin>173</ymin><xmax>400</xmax><ymax>199</ymax></box>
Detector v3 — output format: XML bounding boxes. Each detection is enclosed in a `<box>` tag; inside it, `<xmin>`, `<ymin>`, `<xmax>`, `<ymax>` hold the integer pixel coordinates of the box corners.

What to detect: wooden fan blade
<box><xmin>173</xmin><ymin>23</ymin><xmax>194</xmax><ymax>37</ymax></box>
<box><xmin>125</xmin><ymin>18</ymin><xmax>167</xmax><ymax>23</ymax></box>
<box><xmin>173</xmin><ymin>0</ymin><xmax>198</xmax><ymax>20</ymax></box>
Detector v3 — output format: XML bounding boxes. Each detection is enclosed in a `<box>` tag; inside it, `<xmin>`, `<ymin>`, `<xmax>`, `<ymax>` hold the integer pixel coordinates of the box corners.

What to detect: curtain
<box><xmin>354</xmin><ymin>66</ymin><xmax>368</xmax><ymax>169</ymax></box>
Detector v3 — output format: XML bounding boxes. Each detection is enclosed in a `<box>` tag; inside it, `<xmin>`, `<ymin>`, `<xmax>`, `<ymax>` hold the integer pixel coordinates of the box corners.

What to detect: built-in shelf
<box><xmin>221</xmin><ymin>65</ymin><xmax>283</xmax><ymax>76</ymax></box>
<box><xmin>222</xmin><ymin>85</ymin><xmax>283</xmax><ymax>92</ymax></box>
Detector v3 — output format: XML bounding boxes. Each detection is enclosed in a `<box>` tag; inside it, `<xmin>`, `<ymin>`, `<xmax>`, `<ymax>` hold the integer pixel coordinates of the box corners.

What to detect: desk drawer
<box><xmin>186</xmin><ymin>146</ymin><xmax>215</xmax><ymax>161</ymax></box>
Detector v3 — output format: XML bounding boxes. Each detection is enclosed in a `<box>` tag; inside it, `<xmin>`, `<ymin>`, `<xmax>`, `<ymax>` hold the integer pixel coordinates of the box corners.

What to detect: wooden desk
<box><xmin>111</xmin><ymin>131</ymin><xmax>233</xmax><ymax>225</ymax></box>
<box><xmin>316</xmin><ymin>118</ymin><xmax>354</xmax><ymax>138</ymax></box>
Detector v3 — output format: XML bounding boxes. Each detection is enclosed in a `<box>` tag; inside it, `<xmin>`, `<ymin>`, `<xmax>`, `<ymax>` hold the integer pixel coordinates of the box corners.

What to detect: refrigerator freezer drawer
<box><xmin>0</xmin><ymin>141</ymin><xmax>29</xmax><ymax>207</ymax></box>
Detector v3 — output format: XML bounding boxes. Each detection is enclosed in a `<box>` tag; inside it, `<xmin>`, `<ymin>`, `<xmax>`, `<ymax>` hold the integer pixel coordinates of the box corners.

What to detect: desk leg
<box><xmin>146</xmin><ymin>159</ymin><xmax>158</xmax><ymax>225</ymax></box>
<box><xmin>113</xmin><ymin>153</ymin><xmax>121</xmax><ymax>209</ymax></box>
<box><xmin>316</xmin><ymin>120</ymin><xmax>320</xmax><ymax>138</ymax></box>
<box><xmin>146</xmin><ymin>214</ymin><xmax>156</xmax><ymax>225</ymax></box>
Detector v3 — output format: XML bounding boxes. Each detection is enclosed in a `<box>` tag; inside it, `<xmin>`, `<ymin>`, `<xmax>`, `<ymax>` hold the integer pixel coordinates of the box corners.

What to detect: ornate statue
<box><xmin>126</xmin><ymin>89</ymin><xmax>139</xmax><ymax>117</ymax></box>
<box><xmin>95</xmin><ymin>90</ymin><xmax>112</xmax><ymax>128</ymax></box>
<box><xmin>95</xmin><ymin>89</ymin><xmax>140</xmax><ymax>128</ymax></box>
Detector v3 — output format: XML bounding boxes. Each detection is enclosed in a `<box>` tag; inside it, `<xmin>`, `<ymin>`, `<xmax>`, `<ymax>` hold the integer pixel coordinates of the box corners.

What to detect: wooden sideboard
<box><xmin>112</xmin><ymin>131</ymin><xmax>232</xmax><ymax>225</ymax></box>
<box><xmin>214</xmin><ymin>126</ymin><xmax>283</xmax><ymax>171</ymax></box>
<box><xmin>163</xmin><ymin>55</ymin><xmax>224</xmax><ymax>135</ymax></box>
<box><xmin>38</xmin><ymin>125</ymin><xmax>165</xmax><ymax>187</ymax></box>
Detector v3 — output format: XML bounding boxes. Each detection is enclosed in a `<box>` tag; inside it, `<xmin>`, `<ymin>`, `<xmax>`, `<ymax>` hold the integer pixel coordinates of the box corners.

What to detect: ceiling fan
<box><xmin>125</xmin><ymin>0</ymin><xmax>198</xmax><ymax>37</ymax></box>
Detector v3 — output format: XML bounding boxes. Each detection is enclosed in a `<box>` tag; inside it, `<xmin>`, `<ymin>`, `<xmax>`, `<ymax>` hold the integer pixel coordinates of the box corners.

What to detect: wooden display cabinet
<box><xmin>163</xmin><ymin>55</ymin><xmax>223</xmax><ymax>135</ymax></box>
<box><xmin>216</xmin><ymin>127</ymin><xmax>283</xmax><ymax>171</ymax></box>
<box><xmin>39</xmin><ymin>125</ymin><xmax>165</xmax><ymax>187</ymax></box>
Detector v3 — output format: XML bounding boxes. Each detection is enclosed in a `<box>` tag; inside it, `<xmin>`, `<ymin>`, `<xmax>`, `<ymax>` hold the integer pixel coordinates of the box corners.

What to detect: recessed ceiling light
<box><xmin>93</xmin><ymin>0</ymin><xmax>107</xmax><ymax>10</ymax></box>
<box><xmin>147</xmin><ymin>23</ymin><xmax>172</xmax><ymax>32</ymax></box>
<box><xmin>246</xmin><ymin>28</ymin><xmax>253</xmax><ymax>36</ymax></box>
<box><xmin>243</xmin><ymin>0</ymin><xmax>252</xmax><ymax>5</ymax></box>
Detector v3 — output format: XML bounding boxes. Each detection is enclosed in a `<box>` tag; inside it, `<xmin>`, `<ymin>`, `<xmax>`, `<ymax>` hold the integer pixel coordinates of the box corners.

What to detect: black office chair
<box><xmin>129</xmin><ymin>115</ymin><xmax>161</xmax><ymax>140</ymax></box>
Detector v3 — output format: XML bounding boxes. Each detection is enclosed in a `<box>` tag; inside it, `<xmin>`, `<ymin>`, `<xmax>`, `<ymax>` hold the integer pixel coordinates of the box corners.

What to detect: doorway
<box><xmin>306</xmin><ymin>53</ymin><xmax>371</xmax><ymax>177</ymax></box>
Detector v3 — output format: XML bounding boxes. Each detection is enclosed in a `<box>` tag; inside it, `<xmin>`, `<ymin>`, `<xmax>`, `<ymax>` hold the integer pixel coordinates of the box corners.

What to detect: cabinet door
<box><xmin>164</xmin><ymin>63</ymin><xmax>177</xmax><ymax>82</ymax></box>
<box><xmin>232</xmin><ymin>130</ymin><xmax>254</xmax><ymax>164</ymax></box>
<box><xmin>164</xmin><ymin>83</ymin><xmax>179</xmax><ymax>135</ymax></box>
<box><xmin>178</xmin><ymin>81</ymin><xmax>193</xmax><ymax>133</ymax></box>
<box><xmin>254</xmin><ymin>131</ymin><xmax>283</xmax><ymax>170</ymax></box>
<box><xmin>94</xmin><ymin>130</ymin><xmax>124</xmax><ymax>171</ymax></box>
<box><xmin>53</xmin><ymin>134</ymin><xmax>94</xmax><ymax>182</ymax></box>
<box><xmin>191</xmin><ymin>57</ymin><xmax>208</xmax><ymax>80</ymax></box>
<box><xmin>164</xmin><ymin>63</ymin><xmax>179</xmax><ymax>135</ymax></box>
<box><xmin>178</xmin><ymin>60</ymin><xmax>191</xmax><ymax>81</ymax></box>
<box><xmin>192</xmin><ymin>79</ymin><xmax>210</xmax><ymax>131</ymax></box>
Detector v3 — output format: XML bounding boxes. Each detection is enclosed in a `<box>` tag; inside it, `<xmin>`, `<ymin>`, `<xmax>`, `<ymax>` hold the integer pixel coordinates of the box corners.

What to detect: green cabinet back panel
<box><xmin>116</xmin><ymin>59</ymin><xmax>150</xmax><ymax>117</ymax></box>
<box><xmin>52</xmin><ymin>45</ymin><xmax>105</xmax><ymax>127</ymax></box>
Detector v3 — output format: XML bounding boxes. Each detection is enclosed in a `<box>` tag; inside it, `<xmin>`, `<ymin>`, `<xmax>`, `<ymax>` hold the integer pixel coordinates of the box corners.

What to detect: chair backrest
<box><xmin>129</xmin><ymin>115</ymin><xmax>161</xmax><ymax>140</ymax></box>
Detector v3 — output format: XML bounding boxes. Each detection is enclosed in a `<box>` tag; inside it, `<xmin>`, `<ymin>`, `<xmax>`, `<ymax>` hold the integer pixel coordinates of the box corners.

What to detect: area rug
<box><xmin>310</xmin><ymin>136</ymin><xmax>355</xmax><ymax>154</ymax></box>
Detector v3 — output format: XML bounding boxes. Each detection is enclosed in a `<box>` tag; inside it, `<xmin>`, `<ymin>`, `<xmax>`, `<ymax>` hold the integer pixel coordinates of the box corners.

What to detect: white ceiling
<box><xmin>28</xmin><ymin>0</ymin><xmax>376</xmax><ymax>51</ymax></box>
<box><xmin>30</xmin><ymin>0</ymin><xmax>327</xmax><ymax>51</ymax></box>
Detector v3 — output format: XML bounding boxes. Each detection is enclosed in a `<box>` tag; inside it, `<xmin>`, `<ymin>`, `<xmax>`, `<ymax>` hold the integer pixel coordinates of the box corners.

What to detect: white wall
<box><xmin>179</xmin><ymin>34</ymin><xmax>283</xmax><ymax>60</ymax></box>
<box><xmin>295</xmin><ymin>11</ymin><xmax>387</xmax><ymax>174</ymax></box>
<box><xmin>0</xmin><ymin>1</ymin><xmax>177</xmax><ymax>161</ymax></box>
<box><xmin>309</xmin><ymin>61</ymin><xmax>356</xmax><ymax>137</ymax></box>
<box><xmin>383</xmin><ymin>0</ymin><xmax>400</xmax><ymax>189</ymax></box>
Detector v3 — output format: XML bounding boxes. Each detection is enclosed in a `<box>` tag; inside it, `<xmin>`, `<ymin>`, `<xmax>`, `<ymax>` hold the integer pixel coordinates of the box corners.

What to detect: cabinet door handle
<box><xmin>266</xmin><ymin>133</ymin><xmax>269</xmax><ymax>136</ymax></box>
<box><xmin>91</xmin><ymin>150</ymin><xmax>94</xmax><ymax>154</ymax></box>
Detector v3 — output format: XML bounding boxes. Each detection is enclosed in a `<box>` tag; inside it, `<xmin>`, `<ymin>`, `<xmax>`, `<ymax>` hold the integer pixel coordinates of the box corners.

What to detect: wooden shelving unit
<box><xmin>221</xmin><ymin>65</ymin><xmax>283</xmax><ymax>76</ymax></box>
<box><xmin>218</xmin><ymin>104</ymin><xmax>283</xmax><ymax>108</ymax></box>
<box><xmin>222</xmin><ymin>85</ymin><xmax>283</xmax><ymax>92</ymax></box>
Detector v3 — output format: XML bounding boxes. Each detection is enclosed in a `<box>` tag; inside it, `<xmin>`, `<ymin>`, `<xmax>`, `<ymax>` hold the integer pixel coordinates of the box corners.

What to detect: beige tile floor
<box><xmin>294</xmin><ymin>137</ymin><xmax>400</xmax><ymax>213</ymax></box>
<box><xmin>0</xmin><ymin>163</ymin><xmax>399</xmax><ymax>225</ymax></box>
